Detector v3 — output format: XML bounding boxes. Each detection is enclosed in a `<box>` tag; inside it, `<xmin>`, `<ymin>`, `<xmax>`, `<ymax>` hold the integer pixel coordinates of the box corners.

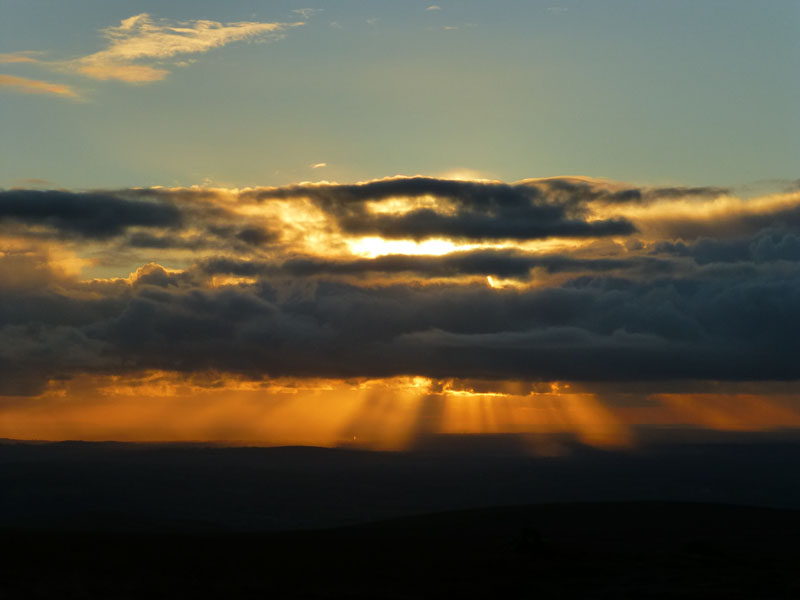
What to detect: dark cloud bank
<box><xmin>1</xmin><ymin>178</ymin><xmax>728</xmax><ymax>244</ymax></box>
<box><xmin>0</xmin><ymin>189</ymin><xmax>275</xmax><ymax>250</ymax></box>
<box><xmin>1</xmin><ymin>177</ymin><xmax>799</xmax><ymax>394</ymax></box>
<box><xmin>198</xmin><ymin>251</ymin><xmax>646</xmax><ymax>278</ymax></box>
<box><xmin>0</xmin><ymin>178</ymin><xmax>739</xmax><ymax>245</ymax></box>
<box><xmin>244</xmin><ymin>176</ymin><xmax>670</xmax><ymax>240</ymax></box>
<box><xmin>3</xmin><ymin>249</ymin><xmax>800</xmax><ymax>395</ymax></box>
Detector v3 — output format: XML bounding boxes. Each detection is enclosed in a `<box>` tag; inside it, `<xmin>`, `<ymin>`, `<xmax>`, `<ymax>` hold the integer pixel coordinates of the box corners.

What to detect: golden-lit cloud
<box><xmin>0</xmin><ymin>14</ymin><xmax>304</xmax><ymax>89</ymax></box>
<box><xmin>614</xmin><ymin>189</ymin><xmax>800</xmax><ymax>241</ymax></box>
<box><xmin>72</xmin><ymin>13</ymin><xmax>303</xmax><ymax>82</ymax></box>
<box><xmin>77</xmin><ymin>62</ymin><xmax>168</xmax><ymax>83</ymax></box>
<box><xmin>0</xmin><ymin>73</ymin><xmax>79</xmax><ymax>98</ymax></box>
<box><xmin>0</xmin><ymin>52</ymin><xmax>40</xmax><ymax>64</ymax></box>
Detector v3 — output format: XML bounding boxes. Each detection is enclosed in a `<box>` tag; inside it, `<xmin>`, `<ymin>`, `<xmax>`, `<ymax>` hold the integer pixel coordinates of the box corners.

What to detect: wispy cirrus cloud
<box><xmin>0</xmin><ymin>14</ymin><xmax>305</xmax><ymax>97</ymax></box>
<box><xmin>0</xmin><ymin>52</ymin><xmax>41</xmax><ymax>64</ymax></box>
<box><xmin>0</xmin><ymin>74</ymin><xmax>79</xmax><ymax>98</ymax></box>
<box><xmin>293</xmin><ymin>8</ymin><xmax>322</xmax><ymax>19</ymax></box>
<box><xmin>72</xmin><ymin>13</ymin><xmax>303</xmax><ymax>82</ymax></box>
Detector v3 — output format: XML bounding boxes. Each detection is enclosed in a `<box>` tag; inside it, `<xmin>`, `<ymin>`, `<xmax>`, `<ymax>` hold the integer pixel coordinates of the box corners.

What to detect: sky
<box><xmin>0</xmin><ymin>1</ymin><xmax>799</xmax><ymax>448</ymax></box>
<box><xmin>1</xmin><ymin>0</ymin><xmax>798</xmax><ymax>189</ymax></box>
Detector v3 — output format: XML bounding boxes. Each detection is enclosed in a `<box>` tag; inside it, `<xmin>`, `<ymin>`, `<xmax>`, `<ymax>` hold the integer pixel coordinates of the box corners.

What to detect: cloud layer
<box><xmin>1</xmin><ymin>175</ymin><xmax>800</xmax><ymax>395</ymax></box>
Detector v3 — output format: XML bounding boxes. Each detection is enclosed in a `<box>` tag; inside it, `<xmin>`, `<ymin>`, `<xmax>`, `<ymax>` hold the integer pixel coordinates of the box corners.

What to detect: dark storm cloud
<box><xmin>245</xmin><ymin>176</ymin><xmax>531</xmax><ymax>206</ymax></box>
<box><xmin>654</xmin><ymin>229</ymin><xmax>800</xmax><ymax>264</ymax></box>
<box><xmin>127</xmin><ymin>232</ymin><xmax>204</xmax><ymax>250</ymax></box>
<box><xmin>242</xmin><ymin>176</ymin><xmax>733</xmax><ymax>241</ymax></box>
<box><xmin>246</xmin><ymin>177</ymin><xmax>637</xmax><ymax>240</ymax></box>
<box><xmin>281</xmin><ymin>251</ymin><xmax>638</xmax><ymax>277</ymax></box>
<box><xmin>0</xmin><ymin>179</ymin><xmax>741</xmax><ymax>246</ymax></box>
<box><xmin>247</xmin><ymin>176</ymin><xmax>727</xmax><ymax>208</ymax></box>
<box><xmin>124</xmin><ymin>228</ymin><xmax>279</xmax><ymax>251</ymax></box>
<box><xmin>0</xmin><ymin>190</ymin><xmax>182</xmax><ymax>239</ymax></box>
<box><xmin>0</xmin><ymin>189</ymin><xmax>280</xmax><ymax>250</ymax></box>
<box><xmin>336</xmin><ymin>209</ymin><xmax>634</xmax><ymax>240</ymax></box>
<box><xmin>596</xmin><ymin>185</ymin><xmax>730</xmax><ymax>205</ymax></box>
<box><xmin>3</xmin><ymin>246</ymin><xmax>800</xmax><ymax>393</ymax></box>
<box><xmin>521</xmin><ymin>178</ymin><xmax>728</xmax><ymax>207</ymax></box>
<box><xmin>234</xmin><ymin>226</ymin><xmax>279</xmax><ymax>246</ymax></box>
<box><xmin>199</xmin><ymin>250</ymin><xmax>638</xmax><ymax>279</ymax></box>
<box><xmin>648</xmin><ymin>202</ymin><xmax>800</xmax><ymax>241</ymax></box>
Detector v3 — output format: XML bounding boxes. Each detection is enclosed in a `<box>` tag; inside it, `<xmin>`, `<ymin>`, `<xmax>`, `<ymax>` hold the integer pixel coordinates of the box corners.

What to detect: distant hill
<box><xmin>3</xmin><ymin>434</ymin><xmax>800</xmax><ymax>531</ymax></box>
<box><xmin>3</xmin><ymin>502</ymin><xmax>799</xmax><ymax>599</ymax></box>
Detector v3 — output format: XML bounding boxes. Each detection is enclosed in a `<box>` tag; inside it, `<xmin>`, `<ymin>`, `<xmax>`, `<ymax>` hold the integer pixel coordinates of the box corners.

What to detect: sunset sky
<box><xmin>1</xmin><ymin>0</ymin><xmax>799</xmax><ymax>448</ymax></box>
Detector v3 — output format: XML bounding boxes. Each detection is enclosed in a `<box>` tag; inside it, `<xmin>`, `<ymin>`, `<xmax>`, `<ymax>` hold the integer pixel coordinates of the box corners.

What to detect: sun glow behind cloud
<box><xmin>3</xmin><ymin>175</ymin><xmax>800</xmax><ymax>446</ymax></box>
<box><xmin>347</xmin><ymin>236</ymin><xmax>459</xmax><ymax>258</ymax></box>
<box><xmin>0</xmin><ymin>0</ymin><xmax>797</xmax><ymax>460</ymax></box>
